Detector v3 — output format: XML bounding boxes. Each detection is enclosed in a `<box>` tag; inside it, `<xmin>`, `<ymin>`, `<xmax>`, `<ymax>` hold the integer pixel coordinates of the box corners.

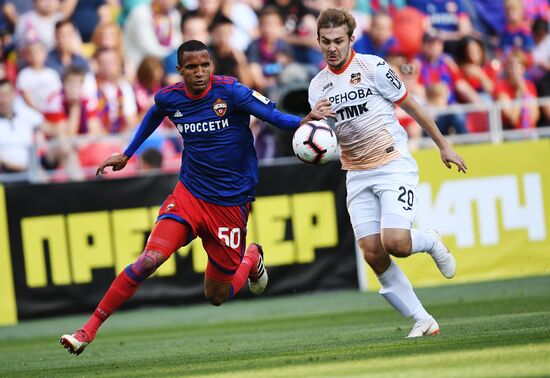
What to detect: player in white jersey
<box><xmin>310</xmin><ymin>8</ymin><xmax>468</xmax><ymax>338</ymax></box>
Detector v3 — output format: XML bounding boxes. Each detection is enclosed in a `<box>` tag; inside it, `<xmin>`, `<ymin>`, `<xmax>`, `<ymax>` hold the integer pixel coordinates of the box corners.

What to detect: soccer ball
<box><xmin>292</xmin><ymin>121</ymin><xmax>338</xmax><ymax>165</ymax></box>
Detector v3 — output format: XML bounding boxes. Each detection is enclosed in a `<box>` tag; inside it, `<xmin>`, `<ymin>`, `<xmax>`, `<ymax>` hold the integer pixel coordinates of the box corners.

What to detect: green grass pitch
<box><xmin>1</xmin><ymin>276</ymin><xmax>549</xmax><ymax>377</ymax></box>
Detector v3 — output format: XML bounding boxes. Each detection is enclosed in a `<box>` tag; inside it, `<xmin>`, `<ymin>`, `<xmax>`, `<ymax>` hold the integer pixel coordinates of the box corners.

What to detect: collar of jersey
<box><xmin>185</xmin><ymin>75</ymin><xmax>213</xmax><ymax>99</ymax></box>
<box><xmin>328</xmin><ymin>50</ymin><xmax>356</xmax><ymax>75</ymax></box>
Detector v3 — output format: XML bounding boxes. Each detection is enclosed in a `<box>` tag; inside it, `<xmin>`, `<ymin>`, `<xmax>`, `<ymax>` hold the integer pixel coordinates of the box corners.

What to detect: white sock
<box><xmin>410</xmin><ymin>229</ymin><xmax>437</xmax><ymax>254</ymax></box>
<box><xmin>377</xmin><ymin>260</ymin><xmax>431</xmax><ymax>321</ymax></box>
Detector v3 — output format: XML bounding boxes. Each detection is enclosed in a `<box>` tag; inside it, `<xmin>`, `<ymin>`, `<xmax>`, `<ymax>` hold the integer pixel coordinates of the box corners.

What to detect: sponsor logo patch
<box><xmin>322</xmin><ymin>82</ymin><xmax>333</xmax><ymax>92</ymax></box>
<box><xmin>252</xmin><ymin>91</ymin><xmax>270</xmax><ymax>105</ymax></box>
<box><xmin>385</xmin><ymin>68</ymin><xmax>403</xmax><ymax>89</ymax></box>
<box><xmin>174</xmin><ymin>110</ymin><xmax>183</xmax><ymax>118</ymax></box>
<box><xmin>213</xmin><ymin>98</ymin><xmax>227</xmax><ymax>117</ymax></box>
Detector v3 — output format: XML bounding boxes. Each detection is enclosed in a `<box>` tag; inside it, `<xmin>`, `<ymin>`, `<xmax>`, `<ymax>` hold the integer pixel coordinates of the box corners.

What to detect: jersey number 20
<box><xmin>398</xmin><ymin>186</ymin><xmax>414</xmax><ymax>211</ymax></box>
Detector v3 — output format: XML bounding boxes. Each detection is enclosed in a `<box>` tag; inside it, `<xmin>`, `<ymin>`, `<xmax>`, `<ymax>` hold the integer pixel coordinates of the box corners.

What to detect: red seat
<box><xmin>79</xmin><ymin>142</ymin><xmax>125</xmax><ymax>168</ymax></box>
<box><xmin>467</xmin><ymin>111</ymin><xmax>489</xmax><ymax>133</ymax></box>
<box><xmin>78</xmin><ymin>141</ymin><xmax>137</xmax><ymax>178</ymax></box>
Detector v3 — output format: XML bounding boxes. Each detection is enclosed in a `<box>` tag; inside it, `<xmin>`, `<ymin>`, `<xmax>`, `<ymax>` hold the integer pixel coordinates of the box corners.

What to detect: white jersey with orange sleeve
<box><xmin>308</xmin><ymin>51</ymin><xmax>410</xmax><ymax>171</ymax></box>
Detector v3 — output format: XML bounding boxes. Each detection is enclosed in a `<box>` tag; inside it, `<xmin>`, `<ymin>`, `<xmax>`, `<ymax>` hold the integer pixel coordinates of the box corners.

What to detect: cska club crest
<box><xmin>350</xmin><ymin>72</ymin><xmax>361</xmax><ymax>85</ymax></box>
<box><xmin>213</xmin><ymin>98</ymin><xmax>227</xmax><ymax>117</ymax></box>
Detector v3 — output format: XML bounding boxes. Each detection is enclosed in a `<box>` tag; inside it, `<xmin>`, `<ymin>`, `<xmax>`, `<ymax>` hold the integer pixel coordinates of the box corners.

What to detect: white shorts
<box><xmin>346</xmin><ymin>155</ymin><xmax>419</xmax><ymax>240</ymax></box>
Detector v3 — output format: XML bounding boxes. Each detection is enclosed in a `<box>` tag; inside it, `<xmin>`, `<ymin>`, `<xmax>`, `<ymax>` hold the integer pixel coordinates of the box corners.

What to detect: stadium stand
<box><xmin>1</xmin><ymin>0</ymin><xmax>550</xmax><ymax>183</ymax></box>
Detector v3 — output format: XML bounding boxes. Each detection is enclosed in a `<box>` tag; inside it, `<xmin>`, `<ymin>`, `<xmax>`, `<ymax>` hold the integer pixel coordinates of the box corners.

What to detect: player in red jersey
<box><xmin>59</xmin><ymin>40</ymin><xmax>334</xmax><ymax>355</ymax></box>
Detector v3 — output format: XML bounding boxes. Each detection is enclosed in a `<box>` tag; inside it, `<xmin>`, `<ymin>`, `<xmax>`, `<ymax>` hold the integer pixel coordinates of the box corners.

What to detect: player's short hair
<box><xmin>316</xmin><ymin>8</ymin><xmax>356</xmax><ymax>39</ymax></box>
<box><xmin>177</xmin><ymin>40</ymin><xmax>210</xmax><ymax>65</ymax></box>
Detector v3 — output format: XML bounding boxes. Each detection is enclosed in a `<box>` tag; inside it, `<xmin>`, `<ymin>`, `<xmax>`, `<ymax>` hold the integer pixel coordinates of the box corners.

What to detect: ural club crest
<box><xmin>213</xmin><ymin>98</ymin><xmax>227</xmax><ymax>117</ymax></box>
<box><xmin>350</xmin><ymin>72</ymin><xmax>361</xmax><ymax>85</ymax></box>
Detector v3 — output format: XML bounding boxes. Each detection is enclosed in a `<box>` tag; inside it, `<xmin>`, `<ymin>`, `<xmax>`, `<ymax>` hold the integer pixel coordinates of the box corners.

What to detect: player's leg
<box><xmin>200</xmin><ymin>202</ymin><xmax>267</xmax><ymax>306</ymax></box>
<box><xmin>84</xmin><ymin>219</ymin><xmax>189</xmax><ymax>333</ymax></box>
<box><xmin>372</xmin><ymin>154</ymin><xmax>456</xmax><ymax>278</ymax></box>
<box><xmin>60</xmin><ymin>218</ymin><xmax>192</xmax><ymax>355</ymax></box>
<box><xmin>204</xmin><ymin>242</ymin><xmax>268</xmax><ymax>304</ymax></box>
<box><xmin>376</xmin><ymin>181</ymin><xmax>442</xmax><ymax>337</ymax></box>
<box><xmin>202</xmin><ymin>242</ymin><xmax>265</xmax><ymax>305</ymax></box>
<box><xmin>357</xmin><ymin>224</ymin><xmax>434</xmax><ymax>323</ymax></box>
<box><xmin>348</xmin><ymin>169</ymin><xmax>437</xmax><ymax>338</ymax></box>
<box><xmin>410</xmin><ymin>228</ymin><xmax>456</xmax><ymax>279</ymax></box>
<box><xmin>203</xmin><ymin>276</ymin><xmax>232</xmax><ymax>306</ymax></box>
<box><xmin>358</xmin><ymin>228</ymin><xmax>439</xmax><ymax>338</ymax></box>
<box><xmin>378</xmin><ymin>188</ymin><xmax>456</xmax><ymax>279</ymax></box>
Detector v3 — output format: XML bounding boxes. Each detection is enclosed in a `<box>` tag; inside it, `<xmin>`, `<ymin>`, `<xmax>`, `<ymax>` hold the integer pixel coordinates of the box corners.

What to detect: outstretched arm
<box><xmin>96</xmin><ymin>153</ymin><xmax>130</xmax><ymax>176</ymax></box>
<box><xmin>400</xmin><ymin>95</ymin><xmax>468</xmax><ymax>173</ymax></box>
<box><xmin>234</xmin><ymin>83</ymin><xmax>334</xmax><ymax>130</ymax></box>
<box><xmin>263</xmin><ymin>98</ymin><xmax>335</xmax><ymax>129</ymax></box>
<box><xmin>300</xmin><ymin>99</ymin><xmax>335</xmax><ymax>124</ymax></box>
<box><xmin>96</xmin><ymin>105</ymin><xmax>165</xmax><ymax>175</ymax></box>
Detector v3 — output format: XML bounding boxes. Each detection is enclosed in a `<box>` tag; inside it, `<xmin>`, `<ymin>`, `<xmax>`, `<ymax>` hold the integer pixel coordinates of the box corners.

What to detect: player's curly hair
<box><xmin>177</xmin><ymin>40</ymin><xmax>209</xmax><ymax>65</ymax></box>
<box><xmin>316</xmin><ymin>8</ymin><xmax>356</xmax><ymax>39</ymax></box>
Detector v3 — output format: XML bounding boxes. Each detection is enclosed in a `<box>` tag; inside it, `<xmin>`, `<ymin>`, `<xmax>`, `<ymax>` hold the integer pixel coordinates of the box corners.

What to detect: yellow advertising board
<box><xmin>2</xmin><ymin>140</ymin><xmax>549</xmax><ymax>323</ymax></box>
<box><xmin>366</xmin><ymin>140</ymin><xmax>550</xmax><ymax>290</ymax></box>
<box><xmin>0</xmin><ymin>185</ymin><xmax>17</xmax><ymax>325</ymax></box>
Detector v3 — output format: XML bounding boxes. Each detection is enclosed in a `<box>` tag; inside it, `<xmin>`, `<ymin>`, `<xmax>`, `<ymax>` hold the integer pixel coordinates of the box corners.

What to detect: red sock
<box><xmin>82</xmin><ymin>269</ymin><xmax>139</xmax><ymax>338</ymax></box>
<box><xmin>230</xmin><ymin>254</ymin><xmax>256</xmax><ymax>298</ymax></box>
<box><xmin>81</xmin><ymin>219</ymin><xmax>189</xmax><ymax>337</ymax></box>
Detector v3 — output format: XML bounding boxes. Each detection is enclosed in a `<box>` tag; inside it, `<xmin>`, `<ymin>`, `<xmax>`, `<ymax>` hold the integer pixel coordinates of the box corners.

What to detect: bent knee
<box><xmin>130</xmin><ymin>250</ymin><xmax>164</xmax><ymax>278</ymax></box>
<box><xmin>381</xmin><ymin>229</ymin><xmax>412</xmax><ymax>258</ymax></box>
<box><xmin>204</xmin><ymin>290</ymin><xmax>228</xmax><ymax>306</ymax></box>
<box><xmin>207</xmin><ymin>297</ymin><xmax>224</xmax><ymax>307</ymax></box>
<box><xmin>383</xmin><ymin>239</ymin><xmax>411</xmax><ymax>258</ymax></box>
<box><xmin>362</xmin><ymin>247</ymin><xmax>382</xmax><ymax>265</ymax></box>
<box><xmin>358</xmin><ymin>243</ymin><xmax>389</xmax><ymax>275</ymax></box>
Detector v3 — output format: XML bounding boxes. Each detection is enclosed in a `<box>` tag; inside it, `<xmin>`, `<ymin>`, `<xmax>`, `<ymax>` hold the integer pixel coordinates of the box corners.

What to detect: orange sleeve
<box><xmin>394</xmin><ymin>89</ymin><xmax>409</xmax><ymax>105</ymax></box>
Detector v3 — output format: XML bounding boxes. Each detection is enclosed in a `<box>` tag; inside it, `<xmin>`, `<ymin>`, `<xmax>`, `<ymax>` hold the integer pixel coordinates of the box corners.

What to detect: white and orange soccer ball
<box><xmin>292</xmin><ymin>121</ymin><xmax>338</xmax><ymax>165</ymax></box>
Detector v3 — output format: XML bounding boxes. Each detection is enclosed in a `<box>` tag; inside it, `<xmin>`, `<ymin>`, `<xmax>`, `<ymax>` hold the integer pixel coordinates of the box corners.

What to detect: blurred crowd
<box><xmin>0</xmin><ymin>0</ymin><xmax>549</xmax><ymax>180</ymax></box>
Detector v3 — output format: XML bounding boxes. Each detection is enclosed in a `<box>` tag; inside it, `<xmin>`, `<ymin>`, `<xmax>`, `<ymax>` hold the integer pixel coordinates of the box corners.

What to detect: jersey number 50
<box><xmin>218</xmin><ymin>227</ymin><xmax>241</xmax><ymax>249</ymax></box>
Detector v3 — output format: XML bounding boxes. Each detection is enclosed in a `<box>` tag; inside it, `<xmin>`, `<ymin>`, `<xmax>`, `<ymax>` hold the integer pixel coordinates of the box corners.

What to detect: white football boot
<box><xmin>59</xmin><ymin>329</ymin><xmax>93</xmax><ymax>355</ymax></box>
<box><xmin>406</xmin><ymin>318</ymin><xmax>440</xmax><ymax>338</ymax></box>
<box><xmin>246</xmin><ymin>243</ymin><xmax>268</xmax><ymax>295</ymax></box>
<box><xmin>426</xmin><ymin>229</ymin><xmax>456</xmax><ymax>279</ymax></box>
